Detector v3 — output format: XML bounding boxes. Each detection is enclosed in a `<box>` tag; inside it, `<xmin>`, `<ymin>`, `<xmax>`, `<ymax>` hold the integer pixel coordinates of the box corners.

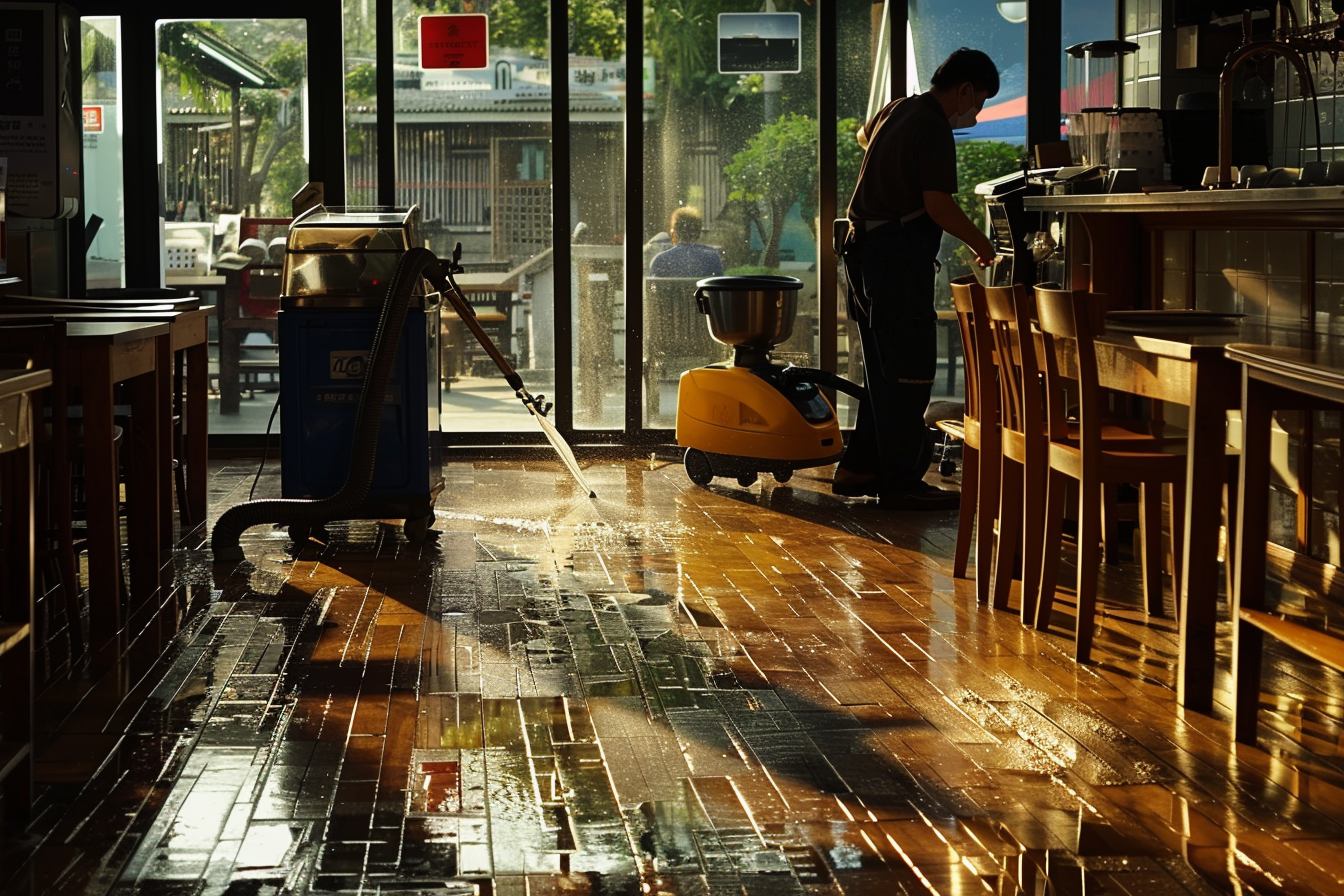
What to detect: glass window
<box><xmin>157</xmin><ymin>19</ymin><xmax>310</xmax><ymax>433</ymax></box>
<box><xmin>642</xmin><ymin>2</ymin><xmax>819</xmax><ymax>429</ymax></box>
<box><xmin>82</xmin><ymin>17</ymin><xmax>125</xmax><ymax>291</ymax></box>
<box><xmin>391</xmin><ymin>0</ymin><xmax>557</xmax><ymax>434</ymax></box>
<box><xmin>344</xmin><ymin>4</ymin><xmax>377</xmax><ymax>207</ymax></box>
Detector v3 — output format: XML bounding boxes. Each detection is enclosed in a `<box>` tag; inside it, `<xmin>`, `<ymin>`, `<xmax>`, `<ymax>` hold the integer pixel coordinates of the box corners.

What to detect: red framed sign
<box><xmin>419</xmin><ymin>14</ymin><xmax>488</xmax><ymax>71</ymax></box>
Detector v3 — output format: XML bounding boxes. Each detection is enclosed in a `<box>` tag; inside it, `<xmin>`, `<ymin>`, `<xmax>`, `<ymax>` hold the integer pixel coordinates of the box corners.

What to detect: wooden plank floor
<box><xmin>3</xmin><ymin>455</ymin><xmax>1343</xmax><ymax>895</ymax></box>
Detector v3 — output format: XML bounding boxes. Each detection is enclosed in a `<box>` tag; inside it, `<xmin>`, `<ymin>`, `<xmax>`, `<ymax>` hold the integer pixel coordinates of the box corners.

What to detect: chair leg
<box><xmin>1036</xmin><ymin>468</ymin><xmax>1068</xmax><ymax>630</ymax></box>
<box><xmin>1139</xmin><ymin>482</ymin><xmax>1166</xmax><ymax>616</ymax></box>
<box><xmin>1170</xmin><ymin>482</ymin><xmax>1186</xmax><ymax>613</ymax></box>
<box><xmin>990</xmin><ymin>457</ymin><xmax>1022</xmax><ymax>612</ymax></box>
<box><xmin>1075</xmin><ymin>478</ymin><xmax>1102</xmax><ymax>663</ymax></box>
<box><xmin>1223</xmin><ymin>456</ymin><xmax>1240</xmax><ymax>602</ymax></box>
<box><xmin>974</xmin><ymin>442</ymin><xmax>1001</xmax><ymax>606</ymax></box>
<box><xmin>952</xmin><ymin>443</ymin><xmax>978</xmax><ymax>579</ymax></box>
<box><xmin>1020</xmin><ymin>446</ymin><xmax>1046</xmax><ymax>627</ymax></box>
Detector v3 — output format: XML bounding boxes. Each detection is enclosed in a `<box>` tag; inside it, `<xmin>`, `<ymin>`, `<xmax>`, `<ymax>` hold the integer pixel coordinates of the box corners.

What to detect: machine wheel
<box><xmin>684</xmin><ymin>449</ymin><xmax>714</xmax><ymax>486</ymax></box>
<box><xmin>772</xmin><ymin>469</ymin><xmax>794</xmax><ymax>483</ymax></box>
<box><xmin>404</xmin><ymin>514</ymin><xmax>433</xmax><ymax>543</ymax></box>
<box><xmin>939</xmin><ymin>459</ymin><xmax>957</xmax><ymax>477</ymax></box>
<box><xmin>736</xmin><ymin>473</ymin><xmax>758</xmax><ymax>488</ymax></box>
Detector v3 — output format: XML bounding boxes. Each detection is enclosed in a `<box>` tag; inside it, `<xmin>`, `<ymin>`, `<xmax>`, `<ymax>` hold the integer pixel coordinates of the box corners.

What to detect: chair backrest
<box><xmin>1034</xmin><ymin>285</ymin><xmax>1104</xmax><ymax>451</ymax></box>
<box><xmin>983</xmin><ymin>283</ymin><xmax>1043</xmax><ymax>441</ymax></box>
<box><xmin>645</xmin><ymin>276</ymin><xmax>722</xmax><ymax>360</ymax></box>
<box><xmin>948</xmin><ymin>275</ymin><xmax>996</xmax><ymax>429</ymax></box>
<box><xmin>238</xmin><ymin>217</ymin><xmax>293</xmax><ymax>318</ymax></box>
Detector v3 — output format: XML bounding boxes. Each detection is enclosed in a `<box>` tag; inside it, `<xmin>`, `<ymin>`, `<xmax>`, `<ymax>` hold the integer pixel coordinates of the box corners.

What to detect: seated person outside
<box><xmin>649</xmin><ymin>207</ymin><xmax>724</xmax><ymax>279</ymax></box>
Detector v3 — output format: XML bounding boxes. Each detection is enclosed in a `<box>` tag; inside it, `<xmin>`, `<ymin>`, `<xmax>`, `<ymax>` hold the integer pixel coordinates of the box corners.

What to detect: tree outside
<box><xmin>158</xmin><ymin>20</ymin><xmax>309</xmax><ymax>218</ymax></box>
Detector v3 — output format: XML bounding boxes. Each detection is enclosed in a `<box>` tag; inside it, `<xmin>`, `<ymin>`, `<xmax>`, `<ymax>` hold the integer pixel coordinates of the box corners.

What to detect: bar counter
<box><xmin>1020</xmin><ymin>183</ymin><xmax>1342</xmax><ymax>716</ymax></box>
<box><xmin>1024</xmin><ymin>184</ymin><xmax>1344</xmax><ymax>215</ymax></box>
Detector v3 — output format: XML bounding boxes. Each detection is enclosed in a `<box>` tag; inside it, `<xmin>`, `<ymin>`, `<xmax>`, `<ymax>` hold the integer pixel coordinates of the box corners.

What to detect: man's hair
<box><xmin>670</xmin><ymin>206</ymin><xmax>704</xmax><ymax>242</ymax></box>
<box><xmin>930</xmin><ymin>47</ymin><xmax>999</xmax><ymax>98</ymax></box>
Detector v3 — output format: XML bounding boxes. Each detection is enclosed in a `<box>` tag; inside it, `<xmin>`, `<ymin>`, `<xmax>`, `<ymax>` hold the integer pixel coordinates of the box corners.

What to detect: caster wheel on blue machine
<box><xmin>772</xmin><ymin>469</ymin><xmax>793</xmax><ymax>483</ymax></box>
<box><xmin>940</xmin><ymin>459</ymin><xmax>957</xmax><ymax>476</ymax></box>
<box><xmin>737</xmin><ymin>473</ymin><xmax>758</xmax><ymax>488</ymax></box>
<box><xmin>404</xmin><ymin>514</ymin><xmax>433</xmax><ymax>544</ymax></box>
<box><xmin>684</xmin><ymin>448</ymin><xmax>714</xmax><ymax>486</ymax></box>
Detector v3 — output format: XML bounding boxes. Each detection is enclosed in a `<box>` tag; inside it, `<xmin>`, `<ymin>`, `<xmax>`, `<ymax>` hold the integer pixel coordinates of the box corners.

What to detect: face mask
<box><xmin>950</xmin><ymin>106</ymin><xmax>978</xmax><ymax>129</ymax></box>
<box><xmin>949</xmin><ymin>87</ymin><xmax>979</xmax><ymax>129</ymax></box>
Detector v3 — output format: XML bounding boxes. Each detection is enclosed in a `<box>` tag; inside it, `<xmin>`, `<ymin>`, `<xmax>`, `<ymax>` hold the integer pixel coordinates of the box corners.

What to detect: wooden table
<box><xmin>62</xmin><ymin>322</ymin><xmax>170</xmax><ymax>642</ymax></box>
<box><xmin>1224</xmin><ymin>341</ymin><xmax>1344</xmax><ymax>742</ymax></box>
<box><xmin>1057</xmin><ymin>321</ymin><xmax>1309</xmax><ymax>711</ymax></box>
<box><xmin>0</xmin><ymin>367</ymin><xmax>51</xmax><ymax>832</ymax></box>
<box><xmin>0</xmin><ymin>308</ymin><xmax>211</xmax><ymax>536</ymax></box>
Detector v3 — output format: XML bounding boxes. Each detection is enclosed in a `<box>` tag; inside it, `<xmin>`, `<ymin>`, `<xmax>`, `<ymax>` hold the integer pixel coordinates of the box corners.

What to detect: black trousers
<box><xmin>839</xmin><ymin>217</ymin><xmax>944</xmax><ymax>494</ymax></box>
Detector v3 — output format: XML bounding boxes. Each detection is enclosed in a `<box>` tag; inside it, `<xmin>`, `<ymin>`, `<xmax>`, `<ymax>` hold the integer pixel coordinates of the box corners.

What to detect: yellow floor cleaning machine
<box><xmin>676</xmin><ymin>276</ymin><xmax>865</xmax><ymax>487</ymax></box>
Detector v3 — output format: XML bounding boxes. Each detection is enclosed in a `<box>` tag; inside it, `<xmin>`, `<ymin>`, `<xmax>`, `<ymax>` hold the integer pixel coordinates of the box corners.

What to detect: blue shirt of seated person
<box><xmin>649</xmin><ymin>206</ymin><xmax>724</xmax><ymax>279</ymax></box>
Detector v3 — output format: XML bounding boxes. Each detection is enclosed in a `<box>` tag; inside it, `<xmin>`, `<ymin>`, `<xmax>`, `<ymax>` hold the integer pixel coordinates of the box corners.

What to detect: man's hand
<box><xmin>970</xmin><ymin>234</ymin><xmax>997</xmax><ymax>268</ymax></box>
<box><xmin>924</xmin><ymin>191</ymin><xmax>998</xmax><ymax>268</ymax></box>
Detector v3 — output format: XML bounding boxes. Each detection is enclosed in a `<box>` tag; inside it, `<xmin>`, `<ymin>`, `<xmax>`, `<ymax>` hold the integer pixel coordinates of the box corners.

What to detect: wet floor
<box><xmin>4</xmin><ymin>455</ymin><xmax>1344</xmax><ymax>895</ymax></box>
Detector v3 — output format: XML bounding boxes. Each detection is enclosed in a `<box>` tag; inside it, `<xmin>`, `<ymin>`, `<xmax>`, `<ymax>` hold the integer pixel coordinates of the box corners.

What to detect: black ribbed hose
<box><xmin>211</xmin><ymin>246</ymin><xmax>439</xmax><ymax>562</ymax></box>
<box><xmin>778</xmin><ymin>365</ymin><xmax>868</xmax><ymax>402</ymax></box>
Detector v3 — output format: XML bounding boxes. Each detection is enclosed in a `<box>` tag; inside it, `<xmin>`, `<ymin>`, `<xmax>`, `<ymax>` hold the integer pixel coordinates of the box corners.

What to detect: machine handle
<box><xmin>694</xmin><ymin>287</ymin><xmax>709</xmax><ymax>315</ymax></box>
<box><xmin>424</xmin><ymin>258</ymin><xmax>525</xmax><ymax>394</ymax></box>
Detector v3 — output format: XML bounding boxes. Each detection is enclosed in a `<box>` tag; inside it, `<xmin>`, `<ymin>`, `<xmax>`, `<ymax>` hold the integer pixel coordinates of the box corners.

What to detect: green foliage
<box><xmin>955</xmin><ymin>140</ymin><xmax>1024</xmax><ymax>228</ymax></box>
<box><xmin>836</xmin><ymin>117</ymin><xmax>865</xmax><ymax>208</ymax></box>
<box><xmin>725</xmin><ymin>113</ymin><xmax>818</xmax><ymax>208</ymax></box>
<box><xmin>412</xmin><ymin>0</ymin><xmax>624</xmax><ymax>60</ymax></box>
<box><xmin>266</xmin><ymin>41</ymin><xmax>307</xmax><ymax>85</ymax></box>
<box><xmin>346</xmin><ymin>63</ymin><xmax>377</xmax><ymax>101</ymax></box>
<box><xmin>724</xmin><ymin>113</ymin><xmax>819</xmax><ymax>267</ymax></box>
<box><xmin>648</xmin><ymin>0</ymin><xmax>765</xmax><ymax>108</ymax></box>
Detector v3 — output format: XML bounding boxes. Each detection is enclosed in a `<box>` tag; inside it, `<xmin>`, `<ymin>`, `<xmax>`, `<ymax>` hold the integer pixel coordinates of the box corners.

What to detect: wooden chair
<box><xmin>1033</xmin><ymin>286</ymin><xmax>1189</xmax><ymax>662</ymax></box>
<box><xmin>982</xmin><ymin>284</ymin><xmax>1047</xmax><ymax>617</ymax></box>
<box><xmin>983</xmin><ymin>284</ymin><xmax>1178</xmax><ymax>622</ymax></box>
<box><xmin>943</xmin><ymin>276</ymin><xmax>999</xmax><ymax>604</ymax></box>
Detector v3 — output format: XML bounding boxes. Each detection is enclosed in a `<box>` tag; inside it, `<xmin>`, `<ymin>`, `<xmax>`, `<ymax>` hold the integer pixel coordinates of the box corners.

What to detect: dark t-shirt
<box><xmin>847</xmin><ymin>92</ymin><xmax>958</xmax><ymax>224</ymax></box>
<box><xmin>649</xmin><ymin>243</ymin><xmax>724</xmax><ymax>278</ymax></box>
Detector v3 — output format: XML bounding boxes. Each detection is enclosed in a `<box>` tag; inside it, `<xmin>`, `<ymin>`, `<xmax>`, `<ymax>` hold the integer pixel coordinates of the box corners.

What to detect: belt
<box><xmin>853</xmin><ymin>218</ymin><xmax>891</xmax><ymax>233</ymax></box>
<box><xmin>851</xmin><ymin>209</ymin><xmax>926</xmax><ymax>233</ymax></box>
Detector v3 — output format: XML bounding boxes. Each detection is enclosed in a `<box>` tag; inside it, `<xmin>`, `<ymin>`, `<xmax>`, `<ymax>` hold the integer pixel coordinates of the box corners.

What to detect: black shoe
<box><xmin>878</xmin><ymin>481</ymin><xmax>961</xmax><ymax>511</ymax></box>
<box><xmin>831</xmin><ymin>469</ymin><xmax>881</xmax><ymax>497</ymax></box>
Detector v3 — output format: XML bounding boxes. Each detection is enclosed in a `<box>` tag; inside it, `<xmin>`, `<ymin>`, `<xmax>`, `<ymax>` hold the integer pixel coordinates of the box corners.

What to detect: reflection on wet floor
<box><xmin>4</xmin><ymin>457</ymin><xmax>1344</xmax><ymax>895</ymax></box>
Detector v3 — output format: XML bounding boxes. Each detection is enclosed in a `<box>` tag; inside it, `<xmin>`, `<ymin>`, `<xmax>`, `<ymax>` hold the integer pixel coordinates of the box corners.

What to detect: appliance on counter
<box><xmin>975</xmin><ymin>168</ymin><xmax>1062</xmax><ymax>288</ymax></box>
<box><xmin>1064</xmin><ymin>40</ymin><xmax>1165</xmax><ymax>187</ymax></box>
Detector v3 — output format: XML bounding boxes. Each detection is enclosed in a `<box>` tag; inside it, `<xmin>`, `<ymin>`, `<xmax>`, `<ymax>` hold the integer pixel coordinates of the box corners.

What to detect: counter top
<box><xmin>1024</xmin><ymin>185</ymin><xmax>1344</xmax><ymax>213</ymax></box>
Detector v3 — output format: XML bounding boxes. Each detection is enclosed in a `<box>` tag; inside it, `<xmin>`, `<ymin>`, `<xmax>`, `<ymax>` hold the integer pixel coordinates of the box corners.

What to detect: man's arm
<box><xmin>923</xmin><ymin>190</ymin><xmax>996</xmax><ymax>267</ymax></box>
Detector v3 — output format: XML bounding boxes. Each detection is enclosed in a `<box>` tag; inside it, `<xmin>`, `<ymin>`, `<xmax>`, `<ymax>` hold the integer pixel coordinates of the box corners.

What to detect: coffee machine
<box><xmin>975</xmin><ymin>169</ymin><xmax>1061</xmax><ymax>288</ymax></box>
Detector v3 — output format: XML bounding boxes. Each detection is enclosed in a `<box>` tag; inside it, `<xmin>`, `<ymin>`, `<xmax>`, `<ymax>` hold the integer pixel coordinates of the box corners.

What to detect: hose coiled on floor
<box><xmin>211</xmin><ymin>246</ymin><xmax>440</xmax><ymax>562</ymax></box>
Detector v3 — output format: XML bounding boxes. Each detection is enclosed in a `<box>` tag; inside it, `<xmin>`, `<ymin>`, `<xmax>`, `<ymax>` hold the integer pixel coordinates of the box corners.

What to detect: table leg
<box><xmin>156</xmin><ymin>336</ymin><xmax>173</xmax><ymax>550</ymax></box>
<box><xmin>184</xmin><ymin>339</ymin><xmax>209</xmax><ymax>532</ymax></box>
<box><xmin>220</xmin><ymin>326</ymin><xmax>241</xmax><ymax>415</ymax></box>
<box><xmin>126</xmin><ymin>361</ymin><xmax>163</xmax><ymax>611</ymax></box>
<box><xmin>1231</xmin><ymin>372</ymin><xmax>1273</xmax><ymax>743</ymax></box>
<box><xmin>1177</xmin><ymin>363</ymin><xmax>1238</xmax><ymax>712</ymax></box>
<box><xmin>82</xmin><ymin>348</ymin><xmax>123</xmax><ymax>645</ymax></box>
